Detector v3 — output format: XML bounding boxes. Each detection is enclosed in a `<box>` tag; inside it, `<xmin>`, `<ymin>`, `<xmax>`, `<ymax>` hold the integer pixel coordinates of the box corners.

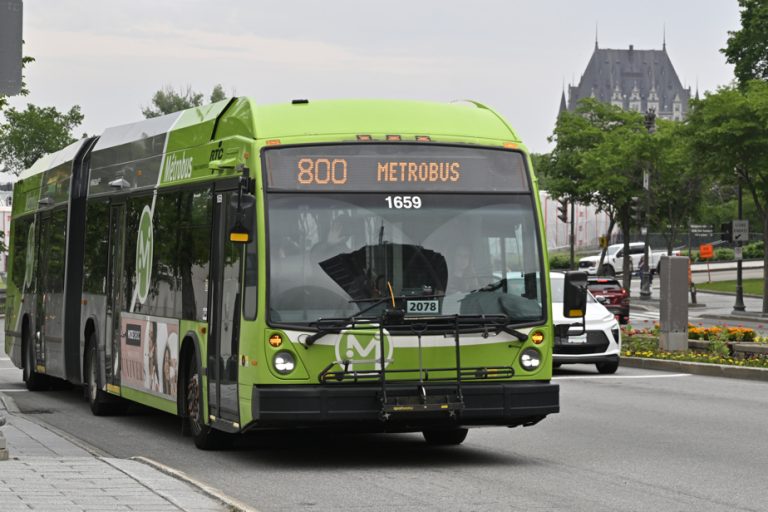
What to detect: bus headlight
<box><xmin>519</xmin><ymin>348</ymin><xmax>542</xmax><ymax>371</ymax></box>
<box><xmin>273</xmin><ymin>351</ymin><xmax>296</xmax><ymax>374</ymax></box>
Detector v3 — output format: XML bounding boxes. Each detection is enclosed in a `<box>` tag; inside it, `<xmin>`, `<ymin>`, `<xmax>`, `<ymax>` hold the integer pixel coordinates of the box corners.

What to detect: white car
<box><xmin>550</xmin><ymin>273</ymin><xmax>621</xmax><ymax>374</ymax></box>
<box><xmin>578</xmin><ymin>242</ymin><xmax>669</xmax><ymax>276</ymax></box>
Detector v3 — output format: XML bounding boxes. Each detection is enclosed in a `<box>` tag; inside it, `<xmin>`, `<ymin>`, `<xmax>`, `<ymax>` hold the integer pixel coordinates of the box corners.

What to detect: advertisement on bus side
<box><xmin>120</xmin><ymin>313</ymin><xmax>179</xmax><ymax>399</ymax></box>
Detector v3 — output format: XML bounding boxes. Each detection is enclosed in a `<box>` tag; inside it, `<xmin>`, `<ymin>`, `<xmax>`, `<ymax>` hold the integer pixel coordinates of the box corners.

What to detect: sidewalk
<box><xmin>0</xmin><ymin>393</ymin><xmax>231</xmax><ymax>512</ymax></box>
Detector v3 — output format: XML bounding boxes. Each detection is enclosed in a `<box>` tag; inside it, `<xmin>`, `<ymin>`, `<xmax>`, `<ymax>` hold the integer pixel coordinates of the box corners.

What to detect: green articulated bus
<box><xmin>4</xmin><ymin>98</ymin><xmax>586</xmax><ymax>448</ymax></box>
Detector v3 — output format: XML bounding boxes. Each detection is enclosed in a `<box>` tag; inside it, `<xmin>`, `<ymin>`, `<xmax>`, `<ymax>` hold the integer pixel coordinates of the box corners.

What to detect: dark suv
<box><xmin>587</xmin><ymin>277</ymin><xmax>629</xmax><ymax>324</ymax></box>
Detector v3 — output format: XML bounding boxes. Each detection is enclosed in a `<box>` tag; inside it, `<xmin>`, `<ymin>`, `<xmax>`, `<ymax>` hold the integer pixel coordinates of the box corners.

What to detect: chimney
<box><xmin>629</xmin><ymin>44</ymin><xmax>634</xmax><ymax>51</ymax></box>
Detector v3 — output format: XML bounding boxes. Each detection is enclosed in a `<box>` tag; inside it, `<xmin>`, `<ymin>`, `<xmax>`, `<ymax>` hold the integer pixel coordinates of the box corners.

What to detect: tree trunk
<box><xmin>597</xmin><ymin>216</ymin><xmax>616</xmax><ymax>274</ymax></box>
<box><xmin>763</xmin><ymin>212</ymin><xmax>768</xmax><ymax>316</ymax></box>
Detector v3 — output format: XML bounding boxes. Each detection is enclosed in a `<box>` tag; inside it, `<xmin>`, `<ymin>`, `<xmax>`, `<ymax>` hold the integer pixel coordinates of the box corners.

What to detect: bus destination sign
<box><xmin>265</xmin><ymin>144</ymin><xmax>529</xmax><ymax>192</ymax></box>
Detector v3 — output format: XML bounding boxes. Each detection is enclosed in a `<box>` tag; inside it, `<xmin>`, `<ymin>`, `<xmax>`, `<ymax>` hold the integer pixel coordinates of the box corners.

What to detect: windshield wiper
<box><xmin>305</xmin><ymin>294</ymin><xmax>445</xmax><ymax>346</ymax></box>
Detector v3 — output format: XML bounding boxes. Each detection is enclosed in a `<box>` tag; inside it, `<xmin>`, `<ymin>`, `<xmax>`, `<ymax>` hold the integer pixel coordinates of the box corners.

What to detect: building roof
<box><xmin>567</xmin><ymin>44</ymin><xmax>690</xmax><ymax>116</ymax></box>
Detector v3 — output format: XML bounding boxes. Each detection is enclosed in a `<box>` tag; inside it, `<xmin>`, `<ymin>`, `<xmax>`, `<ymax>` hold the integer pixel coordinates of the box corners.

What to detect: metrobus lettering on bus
<box><xmin>4</xmin><ymin>98</ymin><xmax>587</xmax><ymax>449</ymax></box>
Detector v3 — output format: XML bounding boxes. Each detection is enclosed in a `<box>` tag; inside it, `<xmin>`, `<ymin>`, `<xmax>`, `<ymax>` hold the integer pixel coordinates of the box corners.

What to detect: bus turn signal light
<box><xmin>269</xmin><ymin>334</ymin><xmax>283</xmax><ymax>348</ymax></box>
<box><xmin>386</xmin><ymin>135</ymin><xmax>401</xmax><ymax>141</ymax></box>
<box><xmin>357</xmin><ymin>135</ymin><xmax>372</xmax><ymax>141</ymax></box>
<box><xmin>415</xmin><ymin>135</ymin><xmax>431</xmax><ymax>142</ymax></box>
<box><xmin>531</xmin><ymin>331</ymin><xmax>545</xmax><ymax>345</ymax></box>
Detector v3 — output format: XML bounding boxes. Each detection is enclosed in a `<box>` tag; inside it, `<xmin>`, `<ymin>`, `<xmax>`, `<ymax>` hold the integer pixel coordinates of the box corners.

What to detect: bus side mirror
<box><xmin>229</xmin><ymin>194</ymin><xmax>255</xmax><ymax>244</ymax></box>
<box><xmin>563</xmin><ymin>271</ymin><xmax>587</xmax><ymax>318</ymax></box>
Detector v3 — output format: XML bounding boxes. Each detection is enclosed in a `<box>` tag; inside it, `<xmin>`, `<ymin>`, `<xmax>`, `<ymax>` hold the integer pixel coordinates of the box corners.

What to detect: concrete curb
<box><xmin>621</xmin><ymin>357</ymin><xmax>768</xmax><ymax>382</ymax></box>
<box><xmin>698</xmin><ymin>313</ymin><xmax>768</xmax><ymax>324</ymax></box>
<box><xmin>693</xmin><ymin>289</ymin><xmax>763</xmax><ymax>299</ymax></box>
<box><xmin>134</xmin><ymin>455</ymin><xmax>261</xmax><ymax>512</ymax></box>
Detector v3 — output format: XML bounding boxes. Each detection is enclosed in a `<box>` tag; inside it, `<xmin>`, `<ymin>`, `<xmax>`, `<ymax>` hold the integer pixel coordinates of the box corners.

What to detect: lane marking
<box><xmin>554</xmin><ymin>373</ymin><xmax>691</xmax><ymax>380</ymax></box>
<box><xmin>0</xmin><ymin>389</ymin><xmax>26</xmax><ymax>392</ymax></box>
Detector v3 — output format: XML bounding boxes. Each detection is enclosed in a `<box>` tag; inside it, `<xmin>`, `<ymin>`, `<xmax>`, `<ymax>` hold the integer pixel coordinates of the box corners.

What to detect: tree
<box><xmin>0</xmin><ymin>104</ymin><xmax>84</xmax><ymax>175</ymax></box>
<box><xmin>647</xmin><ymin>119</ymin><xmax>707</xmax><ymax>255</ymax></box>
<box><xmin>686</xmin><ymin>81</ymin><xmax>768</xmax><ymax>314</ymax></box>
<box><xmin>142</xmin><ymin>84</ymin><xmax>228</xmax><ymax>118</ymax></box>
<box><xmin>722</xmin><ymin>0</ymin><xmax>768</xmax><ymax>86</ymax></box>
<box><xmin>545</xmin><ymin>99</ymin><xmax>650</xmax><ymax>289</ymax></box>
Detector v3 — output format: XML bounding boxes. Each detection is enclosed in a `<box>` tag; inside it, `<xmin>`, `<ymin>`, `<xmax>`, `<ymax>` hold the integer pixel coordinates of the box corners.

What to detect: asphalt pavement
<box><xmin>4</xmin><ymin>344</ymin><xmax>768</xmax><ymax>511</ymax></box>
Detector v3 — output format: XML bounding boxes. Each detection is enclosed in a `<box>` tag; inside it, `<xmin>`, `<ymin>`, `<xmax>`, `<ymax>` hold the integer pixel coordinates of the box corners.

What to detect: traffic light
<box><xmin>557</xmin><ymin>198</ymin><xmax>568</xmax><ymax>223</ymax></box>
<box><xmin>630</xmin><ymin>196</ymin><xmax>643</xmax><ymax>224</ymax></box>
<box><xmin>720</xmin><ymin>221</ymin><xmax>732</xmax><ymax>243</ymax></box>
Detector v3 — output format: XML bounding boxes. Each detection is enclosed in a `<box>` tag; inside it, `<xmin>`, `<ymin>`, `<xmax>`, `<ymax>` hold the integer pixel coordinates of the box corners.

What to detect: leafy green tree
<box><xmin>722</xmin><ymin>0</ymin><xmax>768</xmax><ymax>86</ymax></box>
<box><xmin>686</xmin><ymin>81</ymin><xmax>768</xmax><ymax>313</ymax></box>
<box><xmin>647</xmin><ymin>119</ymin><xmax>706</xmax><ymax>254</ymax></box>
<box><xmin>210</xmin><ymin>84</ymin><xmax>227</xmax><ymax>103</ymax></box>
<box><xmin>546</xmin><ymin>99</ymin><xmax>650</xmax><ymax>289</ymax></box>
<box><xmin>142</xmin><ymin>84</ymin><xmax>228</xmax><ymax>118</ymax></box>
<box><xmin>0</xmin><ymin>104</ymin><xmax>84</xmax><ymax>175</ymax></box>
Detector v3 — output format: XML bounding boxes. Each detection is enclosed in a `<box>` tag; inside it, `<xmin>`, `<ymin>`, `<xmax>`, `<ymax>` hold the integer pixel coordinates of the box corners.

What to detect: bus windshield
<box><xmin>267</xmin><ymin>192</ymin><xmax>545</xmax><ymax>326</ymax></box>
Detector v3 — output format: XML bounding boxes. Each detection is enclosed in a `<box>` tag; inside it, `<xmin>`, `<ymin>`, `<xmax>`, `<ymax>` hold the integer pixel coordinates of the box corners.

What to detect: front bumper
<box><xmin>251</xmin><ymin>381</ymin><xmax>559</xmax><ymax>431</ymax></box>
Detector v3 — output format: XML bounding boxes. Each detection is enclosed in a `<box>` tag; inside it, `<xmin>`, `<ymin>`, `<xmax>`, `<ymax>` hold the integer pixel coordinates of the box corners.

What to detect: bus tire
<box><xmin>422</xmin><ymin>428</ymin><xmax>468</xmax><ymax>446</ymax></box>
<box><xmin>23</xmin><ymin>329</ymin><xmax>48</xmax><ymax>391</ymax></box>
<box><xmin>185</xmin><ymin>355</ymin><xmax>224</xmax><ymax>450</ymax></box>
<box><xmin>85</xmin><ymin>337</ymin><xmax>121</xmax><ymax>415</ymax></box>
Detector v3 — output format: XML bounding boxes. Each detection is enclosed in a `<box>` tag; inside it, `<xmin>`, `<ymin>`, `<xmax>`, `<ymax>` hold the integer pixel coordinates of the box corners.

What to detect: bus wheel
<box><xmin>23</xmin><ymin>333</ymin><xmax>48</xmax><ymax>391</ymax></box>
<box><xmin>422</xmin><ymin>428</ymin><xmax>468</xmax><ymax>446</ymax></box>
<box><xmin>185</xmin><ymin>356</ymin><xmax>223</xmax><ymax>450</ymax></box>
<box><xmin>85</xmin><ymin>338</ymin><xmax>121</xmax><ymax>415</ymax></box>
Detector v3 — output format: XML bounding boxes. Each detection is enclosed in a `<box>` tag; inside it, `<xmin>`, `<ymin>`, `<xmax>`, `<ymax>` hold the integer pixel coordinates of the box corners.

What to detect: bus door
<box><xmin>33</xmin><ymin>213</ymin><xmax>50</xmax><ymax>372</ymax></box>
<box><xmin>208</xmin><ymin>185</ymin><xmax>242</xmax><ymax>423</ymax></box>
<box><xmin>104</xmin><ymin>203</ymin><xmax>125</xmax><ymax>386</ymax></box>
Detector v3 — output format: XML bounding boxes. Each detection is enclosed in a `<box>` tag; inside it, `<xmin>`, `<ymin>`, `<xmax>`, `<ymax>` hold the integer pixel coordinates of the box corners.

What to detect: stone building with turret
<box><xmin>562</xmin><ymin>40</ymin><xmax>692</xmax><ymax>120</ymax></box>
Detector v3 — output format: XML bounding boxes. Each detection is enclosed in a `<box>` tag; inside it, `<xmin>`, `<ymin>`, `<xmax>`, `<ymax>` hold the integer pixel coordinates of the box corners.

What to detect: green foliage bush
<box><xmin>549</xmin><ymin>254</ymin><xmax>570</xmax><ymax>269</ymax></box>
<box><xmin>743</xmin><ymin>240</ymin><xmax>765</xmax><ymax>259</ymax></box>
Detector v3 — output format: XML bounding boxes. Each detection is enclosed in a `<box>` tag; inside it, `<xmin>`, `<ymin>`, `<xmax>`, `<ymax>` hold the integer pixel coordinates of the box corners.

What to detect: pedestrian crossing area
<box><xmin>629</xmin><ymin>310</ymin><xmax>659</xmax><ymax>324</ymax></box>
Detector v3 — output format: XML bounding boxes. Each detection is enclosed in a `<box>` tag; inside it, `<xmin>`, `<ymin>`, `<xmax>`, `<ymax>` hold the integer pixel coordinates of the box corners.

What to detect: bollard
<box><xmin>0</xmin><ymin>412</ymin><xmax>8</xmax><ymax>461</ymax></box>
<box><xmin>659</xmin><ymin>256</ymin><xmax>689</xmax><ymax>352</ymax></box>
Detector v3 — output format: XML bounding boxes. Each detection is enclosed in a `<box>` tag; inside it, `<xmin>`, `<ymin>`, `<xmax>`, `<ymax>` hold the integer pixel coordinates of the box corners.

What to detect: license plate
<box><xmin>406</xmin><ymin>299</ymin><xmax>439</xmax><ymax>315</ymax></box>
<box><xmin>567</xmin><ymin>334</ymin><xmax>588</xmax><ymax>344</ymax></box>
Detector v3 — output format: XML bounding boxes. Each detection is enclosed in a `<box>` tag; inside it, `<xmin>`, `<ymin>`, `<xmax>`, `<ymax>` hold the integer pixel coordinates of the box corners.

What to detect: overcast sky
<box><xmin>8</xmin><ymin>0</ymin><xmax>742</xmax><ymax>154</ymax></box>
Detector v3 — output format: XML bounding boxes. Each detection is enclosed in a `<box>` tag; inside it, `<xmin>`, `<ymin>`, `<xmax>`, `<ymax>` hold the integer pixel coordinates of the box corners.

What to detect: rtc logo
<box><xmin>335</xmin><ymin>330</ymin><xmax>393</xmax><ymax>371</ymax></box>
<box><xmin>135</xmin><ymin>205</ymin><xmax>153</xmax><ymax>304</ymax></box>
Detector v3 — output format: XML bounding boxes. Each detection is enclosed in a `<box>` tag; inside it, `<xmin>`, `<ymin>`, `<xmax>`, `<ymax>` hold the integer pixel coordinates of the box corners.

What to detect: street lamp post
<box><xmin>733</xmin><ymin>181</ymin><xmax>746</xmax><ymax>313</ymax></box>
<box><xmin>640</xmin><ymin>108</ymin><xmax>656</xmax><ymax>300</ymax></box>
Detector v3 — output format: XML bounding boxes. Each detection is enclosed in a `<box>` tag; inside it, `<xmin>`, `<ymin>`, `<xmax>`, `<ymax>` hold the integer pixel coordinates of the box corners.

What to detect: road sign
<box><xmin>734</xmin><ymin>246</ymin><xmax>743</xmax><ymax>261</ymax></box>
<box><xmin>732</xmin><ymin>219</ymin><xmax>749</xmax><ymax>242</ymax></box>
<box><xmin>690</xmin><ymin>224</ymin><xmax>713</xmax><ymax>235</ymax></box>
<box><xmin>699</xmin><ymin>243</ymin><xmax>714</xmax><ymax>259</ymax></box>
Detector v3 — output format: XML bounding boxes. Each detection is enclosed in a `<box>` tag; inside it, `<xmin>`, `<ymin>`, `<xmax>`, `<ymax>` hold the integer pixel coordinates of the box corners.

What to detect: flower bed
<box><xmin>687</xmin><ymin>324</ymin><xmax>758</xmax><ymax>342</ymax></box>
<box><xmin>622</xmin><ymin>325</ymin><xmax>768</xmax><ymax>368</ymax></box>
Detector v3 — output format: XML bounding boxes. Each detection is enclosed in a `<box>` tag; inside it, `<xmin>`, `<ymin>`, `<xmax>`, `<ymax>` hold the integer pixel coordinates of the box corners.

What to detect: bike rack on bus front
<box><xmin>317</xmin><ymin>312</ymin><xmax>517</xmax><ymax>421</ymax></box>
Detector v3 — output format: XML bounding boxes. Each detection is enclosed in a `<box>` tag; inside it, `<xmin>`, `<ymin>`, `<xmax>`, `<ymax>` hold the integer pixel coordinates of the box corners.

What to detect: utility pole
<box><xmin>640</xmin><ymin>108</ymin><xmax>656</xmax><ymax>300</ymax></box>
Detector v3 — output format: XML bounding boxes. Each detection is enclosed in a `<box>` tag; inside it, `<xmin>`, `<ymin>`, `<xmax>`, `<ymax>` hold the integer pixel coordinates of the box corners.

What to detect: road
<box><xmin>3</xmin><ymin>325</ymin><xmax>768</xmax><ymax>511</ymax></box>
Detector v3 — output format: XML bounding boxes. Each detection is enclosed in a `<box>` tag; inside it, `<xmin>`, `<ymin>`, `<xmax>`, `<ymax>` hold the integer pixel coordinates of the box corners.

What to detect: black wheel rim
<box><xmin>187</xmin><ymin>371</ymin><xmax>201</xmax><ymax>435</ymax></box>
